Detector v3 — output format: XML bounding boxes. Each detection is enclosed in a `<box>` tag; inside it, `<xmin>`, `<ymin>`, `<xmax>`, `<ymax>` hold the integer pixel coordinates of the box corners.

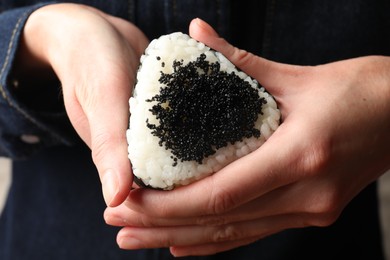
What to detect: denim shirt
<box><xmin>0</xmin><ymin>0</ymin><xmax>389</xmax><ymax>159</ymax></box>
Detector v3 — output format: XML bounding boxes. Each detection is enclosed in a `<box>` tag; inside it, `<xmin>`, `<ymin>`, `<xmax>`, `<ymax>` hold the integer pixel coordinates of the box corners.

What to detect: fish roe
<box><xmin>146</xmin><ymin>54</ymin><xmax>266</xmax><ymax>164</ymax></box>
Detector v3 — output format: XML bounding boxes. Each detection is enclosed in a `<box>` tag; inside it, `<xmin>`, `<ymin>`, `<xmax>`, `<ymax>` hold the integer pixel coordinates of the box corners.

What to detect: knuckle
<box><xmin>91</xmin><ymin>132</ymin><xmax>112</xmax><ymax>163</ymax></box>
<box><xmin>155</xmin><ymin>204</ymin><xmax>176</xmax><ymax>218</ymax></box>
<box><xmin>212</xmin><ymin>225</ymin><xmax>242</xmax><ymax>243</ymax></box>
<box><xmin>305</xmin><ymin>189</ymin><xmax>343</xmax><ymax>227</ymax></box>
<box><xmin>231</xmin><ymin>47</ymin><xmax>255</xmax><ymax>68</ymax></box>
<box><xmin>196</xmin><ymin>215</ymin><xmax>227</xmax><ymax>226</ymax></box>
<box><xmin>139</xmin><ymin>214</ymin><xmax>154</xmax><ymax>227</ymax></box>
<box><xmin>300</xmin><ymin>140</ymin><xmax>331</xmax><ymax>178</ymax></box>
<box><xmin>208</xmin><ymin>187</ymin><xmax>237</xmax><ymax>215</ymax></box>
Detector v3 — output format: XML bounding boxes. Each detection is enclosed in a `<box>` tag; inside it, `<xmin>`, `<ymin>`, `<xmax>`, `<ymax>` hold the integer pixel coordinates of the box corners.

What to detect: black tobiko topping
<box><xmin>146</xmin><ymin>53</ymin><xmax>266</xmax><ymax>165</ymax></box>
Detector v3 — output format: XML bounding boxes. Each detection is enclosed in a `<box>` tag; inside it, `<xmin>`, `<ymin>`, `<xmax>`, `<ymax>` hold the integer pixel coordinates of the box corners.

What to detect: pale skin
<box><xmin>17</xmin><ymin>3</ymin><xmax>390</xmax><ymax>257</ymax></box>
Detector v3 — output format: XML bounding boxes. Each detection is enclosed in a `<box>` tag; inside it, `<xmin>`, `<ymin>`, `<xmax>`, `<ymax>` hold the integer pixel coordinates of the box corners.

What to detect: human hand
<box><xmin>19</xmin><ymin>3</ymin><xmax>148</xmax><ymax>206</ymax></box>
<box><xmin>104</xmin><ymin>18</ymin><xmax>390</xmax><ymax>256</ymax></box>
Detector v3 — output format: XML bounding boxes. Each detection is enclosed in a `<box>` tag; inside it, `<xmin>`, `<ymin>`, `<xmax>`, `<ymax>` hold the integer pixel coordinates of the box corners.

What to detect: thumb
<box><xmin>85</xmin><ymin>78</ymin><xmax>133</xmax><ymax>207</ymax></box>
<box><xmin>90</xmin><ymin>118</ymin><xmax>132</xmax><ymax>208</ymax></box>
<box><xmin>189</xmin><ymin>18</ymin><xmax>304</xmax><ymax>93</ymax></box>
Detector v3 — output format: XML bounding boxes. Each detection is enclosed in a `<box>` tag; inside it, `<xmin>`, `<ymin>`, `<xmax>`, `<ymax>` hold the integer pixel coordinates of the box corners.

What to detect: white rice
<box><xmin>127</xmin><ymin>32</ymin><xmax>280</xmax><ymax>190</ymax></box>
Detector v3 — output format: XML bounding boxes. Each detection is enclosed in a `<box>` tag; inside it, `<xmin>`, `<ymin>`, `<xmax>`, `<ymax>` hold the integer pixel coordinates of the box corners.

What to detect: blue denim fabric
<box><xmin>0</xmin><ymin>0</ymin><xmax>389</xmax><ymax>259</ymax></box>
<box><xmin>262</xmin><ymin>0</ymin><xmax>390</xmax><ymax>64</ymax></box>
<box><xmin>0</xmin><ymin>3</ymin><xmax>77</xmax><ymax>159</ymax></box>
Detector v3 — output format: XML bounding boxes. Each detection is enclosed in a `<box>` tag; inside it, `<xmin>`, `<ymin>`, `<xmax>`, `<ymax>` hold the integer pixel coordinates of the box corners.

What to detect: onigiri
<box><xmin>127</xmin><ymin>32</ymin><xmax>280</xmax><ymax>190</ymax></box>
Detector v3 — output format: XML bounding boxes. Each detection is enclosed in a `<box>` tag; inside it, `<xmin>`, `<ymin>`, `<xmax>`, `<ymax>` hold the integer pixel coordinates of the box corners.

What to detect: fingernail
<box><xmin>170</xmin><ymin>247</ymin><xmax>186</xmax><ymax>257</ymax></box>
<box><xmin>104</xmin><ymin>213</ymin><xmax>128</xmax><ymax>226</ymax></box>
<box><xmin>102</xmin><ymin>170</ymin><xmax>118</xmax><ymax>206</ymax></box>
<box><xmin>118</xmin><ymin>236</ymin><xmax>144</xmax><ymax>249</ymax></box>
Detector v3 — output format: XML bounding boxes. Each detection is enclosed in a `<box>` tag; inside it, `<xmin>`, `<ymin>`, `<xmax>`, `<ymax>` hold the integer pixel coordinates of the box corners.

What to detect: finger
<box><xmin>116</xmin><ymin>213</ymin><xmax>305</xmax><ymax>251</ymax></box>
<box><xmin>189</xmin><ymin>18</ymin><xmax>308</xmax><ymax>95</ymax></box>
<box><xmin>105</xmin><ymin>184</ymin><xmax>296</xmax><ymax>228</ymax></box>
<box><xmin>105</xmin><ymin>173</ymin><xmax>334</xmax><ymax>228</ymax></box>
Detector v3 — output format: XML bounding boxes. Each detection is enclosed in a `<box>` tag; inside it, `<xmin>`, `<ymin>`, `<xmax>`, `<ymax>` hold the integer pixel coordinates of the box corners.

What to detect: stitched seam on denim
<box><xmin>0</xmin><ymin>10</ymin><xmax>68</xmax><ymax>144</ymax></box>
<box><xmin>0</xmin><ymin>11</ymin><xmax>43</xmax><ymax>127</ymax></box>
<box><xmin>0</xmin><ymin>15</ymin><xmax>25</xmax><ymax>100</ymax></box>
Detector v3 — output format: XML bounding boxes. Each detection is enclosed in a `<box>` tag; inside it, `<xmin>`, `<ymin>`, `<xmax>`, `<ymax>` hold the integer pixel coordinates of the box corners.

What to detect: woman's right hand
<box><xmin>17</xmin><ymin>3</ymin><xmax>149</xmax><ymax>207</ymax></box>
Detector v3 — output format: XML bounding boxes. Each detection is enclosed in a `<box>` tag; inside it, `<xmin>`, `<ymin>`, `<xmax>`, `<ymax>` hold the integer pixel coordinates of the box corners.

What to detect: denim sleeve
<box><xmin>0</xmin><ymin>3</ymin><xmax>79</xmax><ymax>159</ymax></box>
